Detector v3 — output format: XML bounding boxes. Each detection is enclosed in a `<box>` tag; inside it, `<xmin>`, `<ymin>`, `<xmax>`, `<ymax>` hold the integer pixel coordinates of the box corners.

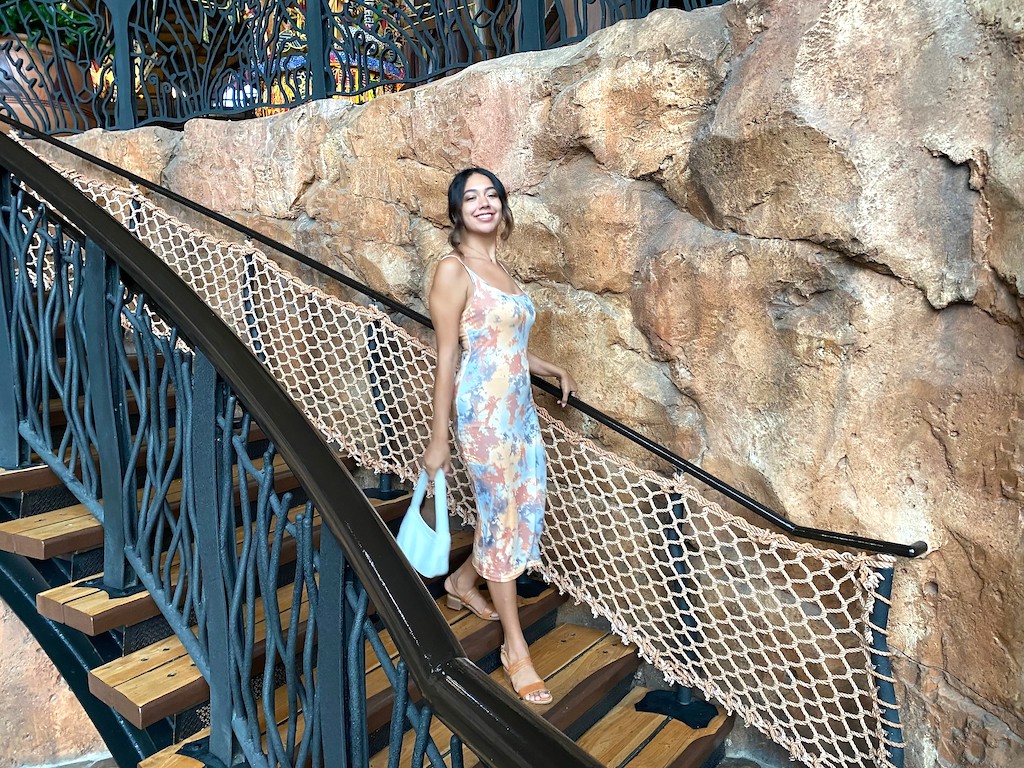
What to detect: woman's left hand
<box><xmin>557</xmin><ymin>369</ymin><xmax>579</xmax><ymax>408</ymax></box>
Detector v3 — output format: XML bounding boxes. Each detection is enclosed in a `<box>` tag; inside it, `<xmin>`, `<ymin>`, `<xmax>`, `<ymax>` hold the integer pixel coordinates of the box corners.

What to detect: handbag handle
<box><xmin>409</xmin><ymin>469</ymin><xmax>448</xmax><ymax>530</ymax></box>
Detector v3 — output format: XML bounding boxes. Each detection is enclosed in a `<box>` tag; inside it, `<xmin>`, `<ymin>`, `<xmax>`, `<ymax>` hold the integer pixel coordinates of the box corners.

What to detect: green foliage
<box><xmin>0</xmin><ymin>1</ymin><xmax>96</xmax><ymax>51</ymax></box>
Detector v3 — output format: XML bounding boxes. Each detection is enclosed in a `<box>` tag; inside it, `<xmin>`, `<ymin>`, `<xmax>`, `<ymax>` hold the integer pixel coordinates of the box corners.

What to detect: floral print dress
<box><xmin>449</xmin><ymin>256</ymin><xmax>546</xmax><ymax>582</ymax></box>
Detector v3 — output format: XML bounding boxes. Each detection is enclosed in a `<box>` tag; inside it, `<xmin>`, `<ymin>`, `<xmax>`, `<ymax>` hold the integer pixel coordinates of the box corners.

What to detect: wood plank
<box><xmin>377</xmin><ymin>625</ymin><xmax>620</xmax><ymax>768</ymax></box>
<box><xmin>577</xmin><ymin>687</ymin><xmax>664</xmax><ymax>766</ymax></box>
<box><xmin>0</xmin><ymin>464</ymin><xmax>65</xmax><ymax>494</ymax></box>
<box><xmin>369</xmin><ymin>492</ymin><xmax>413</xmax><ymax>524</ymax></box>
<box><xmin>0</xmin><ymin>452</ymin><xmax>298</xmax><ymax>560</ymax></box>
<box><xmin>39</xmin><ymin>502</ymin><xmax>318</xmax><ymax>634</ymax></box>
<box><xmin>90</xmin><ymin>580</ymin><xmax>312</xmax><ymax>727</ymax></box>
<box><xmin>0</xmin><ymin>505</ymin><xmax>101</xmax><ymax>559</ymax></box>
<box><xmin>629</xmin><ymin>708</ymin><xmax>733</xmax><ymax>768</ymax></box>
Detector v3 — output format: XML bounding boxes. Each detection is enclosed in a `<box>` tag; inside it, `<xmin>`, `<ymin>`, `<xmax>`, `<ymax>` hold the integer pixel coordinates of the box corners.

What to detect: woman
<box><xmin>422</xmin><ymin>167</ymin><xmax>577</xmax><ymax>705</ymax></box>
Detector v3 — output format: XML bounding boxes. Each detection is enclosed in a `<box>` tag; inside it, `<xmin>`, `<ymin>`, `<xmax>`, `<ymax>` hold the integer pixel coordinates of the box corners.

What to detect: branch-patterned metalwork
<box><xmin>0</xmin><ymin>0</ymin><xmax>729</xmax><ymax>133</ymax></box>
<box><xmin>0</xmin><ymin>163</ymin><xmax>465</xmax><ymax>767</ymax></box>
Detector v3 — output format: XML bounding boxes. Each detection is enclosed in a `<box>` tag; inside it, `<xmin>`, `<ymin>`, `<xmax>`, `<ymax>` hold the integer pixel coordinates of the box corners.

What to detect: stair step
<box><xmin>365</xmin><ymin>585</ymin><xmax>566</xmax><ymax>735</ymax></box>
<box><xmin>0</xmin><ymin>453</ymin><xmax>297</xmax><ymax>560</ymax></box>
<box><xmin>369</xmin><ymin>491</ymin><xmax>414</xmax><ymax>524</ymax></box>
<box><xmin>46</xmin><ymin>387</ymin><xmax>178</xmax><ymax>428</ymax></box>
<box><xmin>0</xmin><ymin>502</ymin><xmax>103</xmax><ymax>558</ymax></box>
<box><xmin>374</xmin><ymin>623</ymin><xmax>638</xmax><ymax>768</ymax></box>
<box><xmin>0</xmin><ymin>464</ymin><xmax>69</xmax><ymax>495</ymax></box>
<box><xmin>134</xmin><ymin>587</ymin><xmax>564</xmax><ymax>768</ymax></box>
<box><xmin>5</xmin><ymin>423</ymin><xmax>271</xmax><ymax>500</ymax></box>
<box><xmin>138</xmin><ymin>674</ymin><xmax>307</xmax><ymax>768</ymax></box>
<box><xmin>89</xmin><ymin>579</ymin><xmax>311</xmax><ymax>728</ymax></box>
<box><xmin>36</xmin><ymin>503</ymin><xmax>319</xmax><ymax>634</ymax></box>
<box><xmin>32</xmin><ymin>465</ymin><xmax>391</xmax><ymax>634</ymax></box>
<box><xmin>578</xmin><ymin>686</ymin><xmax>734</xmax><ymax>768</ymax></box>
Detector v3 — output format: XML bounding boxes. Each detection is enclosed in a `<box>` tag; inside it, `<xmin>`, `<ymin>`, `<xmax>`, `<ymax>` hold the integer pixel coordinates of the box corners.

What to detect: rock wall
<box><xmin>0</xmin><ymin>600</ymin><xmax>114</xmax><ymax>768</ymax></box>
<box><xmin>49</xmin><ymin>1</ymin><xmax>1023</xmax><ymax>766</ymax></box>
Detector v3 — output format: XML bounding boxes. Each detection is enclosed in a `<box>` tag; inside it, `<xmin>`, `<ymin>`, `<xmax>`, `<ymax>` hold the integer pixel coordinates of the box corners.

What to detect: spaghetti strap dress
<box><xmin>448</xmin><ymin>256</ymin><xmax>546</xmax><ymax>582</ymax></box>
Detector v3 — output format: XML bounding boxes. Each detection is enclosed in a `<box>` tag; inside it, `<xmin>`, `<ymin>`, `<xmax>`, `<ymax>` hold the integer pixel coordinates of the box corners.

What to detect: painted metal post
<box><xmin>190</xmin><ymin>352</ymin><xmax>236</xmax><ymax>766</ymax></box>
<box><xmin>0</xmin><ymin>171</ymin><xmax>21</xmax><ymax>468</ymax></box>
<box><xmin>660</xmin><ymin>494</ymin><xmax>717</xmax><ymax>727</ymax></box>
<box><xmin>103</xmin><ymin>0</ymin><xmax>139</xmax><ymax>129</ymax></box>
<box><xmin>304</xmin><ymin>0</ymin><xmax>332</xmax><ymax>101</ymax></box>
<box><xmin>365</xmin><ymin>313</ymin><xmax>400</xmax><ymax>499</ymax></box>
<box><xmin>83</xmin><ymin>239</ymin><xmax>131</xmax><ymax>590</ymax></box>
<box><xmin>315</xmin><ymin>526</ymin><xmax>350</xmax><ymax>768</ymax></box>
<box><xmin>869</xmin><ymin>567</ymin><xmax>905</xmax><ymax>768</ymax></box>
<box><xmin>518</xmin><ymin>0</ymin><xmax>544</xmax><ymax>52</ymax></box>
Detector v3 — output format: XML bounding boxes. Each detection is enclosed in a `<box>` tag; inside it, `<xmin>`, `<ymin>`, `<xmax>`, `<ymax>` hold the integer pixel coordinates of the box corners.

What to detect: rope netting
<box><xmin>25</xmin><ymin>153</ymin><xmax>904</xmax><ymax>768</ymax></box>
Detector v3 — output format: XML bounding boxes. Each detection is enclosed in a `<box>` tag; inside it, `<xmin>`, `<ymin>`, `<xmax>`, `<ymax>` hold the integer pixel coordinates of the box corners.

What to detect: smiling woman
<box><xmin>421</xmin><ymin>167</ymin><xmax>578</xmax><ymax>706</ymax></box>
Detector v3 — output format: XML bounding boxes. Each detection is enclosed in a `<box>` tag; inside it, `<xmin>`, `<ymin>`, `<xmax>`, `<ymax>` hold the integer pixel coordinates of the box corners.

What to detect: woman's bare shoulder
<box><xmin>433</xmin><ymin>253</ymin><xmax>469</xmax><ymax>284</ymax></box>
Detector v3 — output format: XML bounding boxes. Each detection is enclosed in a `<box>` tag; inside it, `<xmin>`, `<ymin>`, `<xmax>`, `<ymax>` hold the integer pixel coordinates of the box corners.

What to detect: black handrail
<box><xmin>0</xmin><ymin>127</ymin><xmax>601</xmax><ymax>768</ymax></box>
<box><xmin>1</xmin><ymin>115</ymin><xmax>928</xmax><ymax>559</ymax></box>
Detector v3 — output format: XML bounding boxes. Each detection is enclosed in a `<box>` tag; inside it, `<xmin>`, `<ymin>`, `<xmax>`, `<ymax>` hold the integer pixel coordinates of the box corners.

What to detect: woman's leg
<box><xmin>488</xmin><ymin>578</ymin><xmax>551</xmax><ymax>704</ymax></box>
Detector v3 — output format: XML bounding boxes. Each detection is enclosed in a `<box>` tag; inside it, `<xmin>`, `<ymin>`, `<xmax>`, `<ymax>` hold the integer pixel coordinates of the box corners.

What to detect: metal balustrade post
<box><xmin>83</xmin><ymin>239</ymin><xmax>133</xmax><ymax>591</ymax></box>
<box><xmin>190</xmin><ymin>352</ymin><xmax>237</xmax><ymax>767</ymax></box>
<box><xmin>304</xmin><ymin>0</ymin><xmax>332</xmax><ymax>101</ymax></box>
<box><xmin>0</xmin><ymin>171</ymin><xmax>20</xmax><ymax>468</ymax></box>
<box><xmin>315</xmin><ymin>526</ymin><xmax>351</xmax><ymax>768</ymax></box>
<box><xmin>870</xmin><ymin>567</ymin><xmax>905</xmax><ymax>768</ymax></box>
<box><xmin>103</xmin><ymin>0</ymin><xmax>139</xmax><ymax>129</ymax></box>
<box><xmin>659</xmin><ymin>496</ymin><xmax>718</xmax><ymax>728</ymax></box>
<box><xmin>365</xmin><ymin>312</ymin><xmax>401</xmax><ymax>500</ymax></box>
<box><xmin>518</xmin><ymin>0</ymin><xmax>545</xmax><ymax>51</ymax></box>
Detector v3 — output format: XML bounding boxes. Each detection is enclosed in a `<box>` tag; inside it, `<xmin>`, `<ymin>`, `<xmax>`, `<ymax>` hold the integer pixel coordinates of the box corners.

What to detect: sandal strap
<box><xmin>506</xmin><ymin>656</ymin><xmax>538</xmax><ymax>677</ymax></box>
<box><xmin>515</xmin><ymin>680</ymin><xmax>551</xmax><ymax>699</ymax></box>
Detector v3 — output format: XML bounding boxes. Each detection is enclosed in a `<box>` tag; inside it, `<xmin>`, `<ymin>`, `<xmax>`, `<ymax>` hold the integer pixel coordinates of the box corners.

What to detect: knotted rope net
<box><xmin>30</xmin><ymin>152</ymin><xmax>904</xmax><ymax>768</ymax></box>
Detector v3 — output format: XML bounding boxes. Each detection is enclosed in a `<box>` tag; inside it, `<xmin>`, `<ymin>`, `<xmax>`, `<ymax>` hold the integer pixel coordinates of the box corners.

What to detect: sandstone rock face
<box><xmin>61</xmin><ymin>1</ymin><xmax>1023</xmax><ymax>766</ymax></box>
<box><xmin>0</xmin><ymin>600</ymin><xmax>113</xmax><ymax>768</ymax></box>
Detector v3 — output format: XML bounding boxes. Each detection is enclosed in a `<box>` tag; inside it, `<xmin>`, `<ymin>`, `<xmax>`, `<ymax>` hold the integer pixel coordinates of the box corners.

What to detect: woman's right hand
<box><xmin>422</xmin><ymin>438</ymin><xmax>452</xmax><ymax>479</ymax></box>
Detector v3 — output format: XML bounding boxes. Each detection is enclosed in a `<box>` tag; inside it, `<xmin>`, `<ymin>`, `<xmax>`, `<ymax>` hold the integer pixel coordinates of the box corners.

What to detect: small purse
<box><xmin>396</xmin><ymin>469</ymin><xmax>451</xmax><ymax>578</ymax></box>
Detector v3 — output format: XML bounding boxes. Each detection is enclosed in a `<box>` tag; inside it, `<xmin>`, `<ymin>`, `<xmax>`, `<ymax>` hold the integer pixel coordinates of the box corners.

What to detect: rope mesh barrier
<box><xmin>20</xmin><ymin>150</ymin><xmax>904</xmax><ymax>768</ymax></box>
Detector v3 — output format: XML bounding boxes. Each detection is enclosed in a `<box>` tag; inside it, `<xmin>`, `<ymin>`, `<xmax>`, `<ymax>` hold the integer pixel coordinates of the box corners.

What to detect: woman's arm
<box><xmin>423</xmin><ymin>258</ymin><xmax>469</xmax><ymax>477</ymax></box>
<box><xmin>527</xmin><ymin>351</ymin><xmax>579</xmax><ymax>408</ymax></box>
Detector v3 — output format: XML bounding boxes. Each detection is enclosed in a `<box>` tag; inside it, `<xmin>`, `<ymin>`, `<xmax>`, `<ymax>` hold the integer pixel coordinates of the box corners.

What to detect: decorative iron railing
<box><xmin>0</xmin><ymin>0</ymin><xmax>728</xmax><ymax>134</ymax></box>
<box><xmin>0</xmin><ymin>128</ymin><xmax>599</xmax><ymax>768</ymax></box>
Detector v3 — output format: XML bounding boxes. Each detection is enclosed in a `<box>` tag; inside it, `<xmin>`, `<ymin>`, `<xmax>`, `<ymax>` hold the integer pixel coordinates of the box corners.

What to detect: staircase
<box><xmin>0</xmin><ymin>125</ymin><xmax>919</xmax><ymax>768</ymax></box>
<box><xmin>2</xmin><ymin>432</ymin><xmax>735</xmax><ymax>767</ymax></box>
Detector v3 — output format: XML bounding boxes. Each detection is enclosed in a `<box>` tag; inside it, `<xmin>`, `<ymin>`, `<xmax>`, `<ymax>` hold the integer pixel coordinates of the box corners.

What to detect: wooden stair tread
<box><xmin>45</xmin><ymin>387</ymin><xmax>178</xmax><ymax>428</ymax></box>
<box><xmin>37</xmin><ymin>503</ymin><xmax>318</xmax><ymax>634</ymax></box>
<box><xmin>0</xmin><ymin>502</ymin><xmax>102</xmax><ymax>558</ymax></box>
<box><xmin>0</xmin><ymin>464</ymin><xmax>67</xmax><ymax>494</ymax></box>
<box><xmin>364</xmin><ymin>586</ymin><xmax>566</xmax><ymax>735</ymax></box>
<box><xmin>579</xmin><ymin>687</ymin><xmax>734</xmax><ymax>768</ymax></box>
<box><xmin>89</xmin><ymin>579</ymin><xmax>312</xmax><ymax>728</ymax></box>
<box><xmin>624</xmin><ymin>704</ymin><xmax>732</xmax><ymax>768</ymax></box>
<box><xmin>368</xmin><ymin>491</ymin><xmax>413</xmax><ymax>523</ymax></box>
<box><xmin>0</xmin><ymin>453</ymin><xmax>296</xmax><ymax>560</ymax></box>
<box><xmin>139</xmin><ymin>680</ymin><xmax>306</xmax><ymax>768</ymax></box>
<box><xmin>577</xmin><ymin>687</ymin><xmax>665</xmax><ymax>765</ymax></box>
<box><xmin>379</xmin><ymin>624</ymin><xmax>636</xmax><ymax>768</ymax></box>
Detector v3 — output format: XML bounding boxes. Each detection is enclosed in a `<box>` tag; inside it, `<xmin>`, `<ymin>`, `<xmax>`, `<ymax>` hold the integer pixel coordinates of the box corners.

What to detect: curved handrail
<box><xmin>0</xmin><ymin>128</ymin><xmax>601</xmax><ymax>768</ymax></box>
<box><xmin>1</xmin><ymin>115</ymin><xmax>927</xmax><ymax>558</ymax></box>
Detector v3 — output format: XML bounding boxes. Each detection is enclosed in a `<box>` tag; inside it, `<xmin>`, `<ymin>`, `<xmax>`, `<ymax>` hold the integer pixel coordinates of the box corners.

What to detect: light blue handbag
<box><xmin>396</xmin><ymin>470</ymin><xmax>451</xmax><ymax>578</ymax></box>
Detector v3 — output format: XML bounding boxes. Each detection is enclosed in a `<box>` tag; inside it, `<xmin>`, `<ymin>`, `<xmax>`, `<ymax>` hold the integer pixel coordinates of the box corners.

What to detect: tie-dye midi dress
<box><xmin>449</xmin><ymin>256</ymin><xmax>546</xmax><ymax>583</ymax></box>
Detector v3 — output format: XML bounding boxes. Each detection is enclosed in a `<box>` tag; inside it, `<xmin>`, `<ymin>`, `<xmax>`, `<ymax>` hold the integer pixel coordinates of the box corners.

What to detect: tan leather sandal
<box><xmin>443</xmin><ymin>577</ymin><xmax>499</xmax><ymax>621</ymax></box>
<box><xmin>501</xmin><ymin>645</ymin><xmax>552</xmax><ymax>705</ymax></box>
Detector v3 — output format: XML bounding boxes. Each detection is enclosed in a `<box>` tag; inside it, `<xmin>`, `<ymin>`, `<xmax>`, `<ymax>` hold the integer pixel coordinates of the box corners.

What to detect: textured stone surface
<box><xmin>58</xmin><ymin>1</ymin><xmax>1024</xmax><ymax>766</ymax></box>
<box><xmin>0</xmin><ymin>600</ymin><xmax>113</xmax><ymax>768</ymax></box>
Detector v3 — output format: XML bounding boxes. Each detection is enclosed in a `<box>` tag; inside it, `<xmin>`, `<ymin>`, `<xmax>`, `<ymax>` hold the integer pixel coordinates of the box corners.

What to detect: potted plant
<box><xmin>0</xmin><ymin>1</ymin><xmax>98</xmax><ymax>132</ymax></box>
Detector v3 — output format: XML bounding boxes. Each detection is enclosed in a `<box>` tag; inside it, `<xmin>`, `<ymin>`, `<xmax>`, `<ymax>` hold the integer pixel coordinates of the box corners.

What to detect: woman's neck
<box><xmin>458</xmin><ymin>233</ymin><xmax>498</xmax><ymax>263</ymax></box>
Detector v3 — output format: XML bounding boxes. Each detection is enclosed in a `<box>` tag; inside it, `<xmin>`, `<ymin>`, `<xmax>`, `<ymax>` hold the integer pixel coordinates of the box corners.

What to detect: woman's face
<box><xmin>460</xmin><ymin>173</ymin><xmax>502</xmax><ymax>238</ymax></box>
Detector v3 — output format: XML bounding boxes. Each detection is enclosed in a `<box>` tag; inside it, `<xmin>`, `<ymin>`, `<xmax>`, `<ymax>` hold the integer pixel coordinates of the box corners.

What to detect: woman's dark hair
<box><xmin>447</xmin><ymin>167</ymin><xmax>515</xmax><ymax>249</ymax></box>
